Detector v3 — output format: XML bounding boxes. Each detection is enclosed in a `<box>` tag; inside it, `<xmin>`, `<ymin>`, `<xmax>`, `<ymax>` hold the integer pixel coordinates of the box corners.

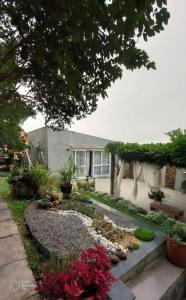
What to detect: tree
<box><xmin>0</xmin><ymin>0</ymin><xmax>170</xmax><ymax>128</ymax></box>
<box><xmin>0</xmin><ymin>95</ymin><xmax>34</xmax><ymax>151</ymax></box>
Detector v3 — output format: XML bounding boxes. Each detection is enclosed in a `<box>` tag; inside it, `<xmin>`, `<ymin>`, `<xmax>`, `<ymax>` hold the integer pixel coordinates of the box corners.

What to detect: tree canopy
<box><xmin>0</xmin><ymin>0</ymin><xmax>170</xmax><ymax>128</ymax></box>
<box><xmin>105</xmin><ymin>129</ymin><xmax>186</xmax><ymax>168</ymax></box>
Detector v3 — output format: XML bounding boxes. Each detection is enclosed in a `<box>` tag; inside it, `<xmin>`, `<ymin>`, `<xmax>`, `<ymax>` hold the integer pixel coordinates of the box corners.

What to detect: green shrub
<box><xmin>169</xmin><ymin>223</ymin><xmax>186</xmax><ymax>243</ymax></box>
<box><xmin>134</xmin><ymin>227</ymin><xmax>155</xmax><ymax>241</ymax></box>
<box><xmin>29</xmin><ymin>164</ymin><xmax>50</xmax><ymax>195</ymax></box>
<box><xmin>130</xmin><ymin>243</ymin><xmax>140</xmax><ymax>250</ymax></box>
<box><xmin>76</xmin><ymin>180</ymin><xmax>95</xmax><ymax>191</ymax></box>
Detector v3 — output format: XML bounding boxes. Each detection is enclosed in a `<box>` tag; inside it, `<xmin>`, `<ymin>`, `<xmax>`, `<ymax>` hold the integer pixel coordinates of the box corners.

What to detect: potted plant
<box><xmin>166</xmin><ymin>223</ymin><xmax>186</xmax><ymax>267</ymax></box>
<box><xmin>60</xmin><ymin>155</ymin><xmax>76</xmax><ymax>198</ymax></box>
<box><xmin>148</xmin><ymin>190</ymin><xmax>165</xmax><ymax>203</ymax></box>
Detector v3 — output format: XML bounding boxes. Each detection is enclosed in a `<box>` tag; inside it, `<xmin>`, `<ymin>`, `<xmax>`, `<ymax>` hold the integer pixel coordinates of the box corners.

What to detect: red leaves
<box><xmin>37</xmin><ymin>244</ymin><xmax>115</xmax><ymax>300</ymax></box>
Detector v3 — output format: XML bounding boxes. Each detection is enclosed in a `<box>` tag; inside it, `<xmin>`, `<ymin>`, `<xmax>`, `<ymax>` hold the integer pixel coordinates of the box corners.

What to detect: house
<box><xmin>28</xmin><ymin>127</ymin><xmax>111</xmax><ymax>178</ymax></box>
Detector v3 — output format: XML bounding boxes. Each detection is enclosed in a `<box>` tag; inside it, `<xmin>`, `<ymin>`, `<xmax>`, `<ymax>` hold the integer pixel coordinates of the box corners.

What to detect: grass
<box><xmin>85</xmin><ymin>191</ymin><xmax>163</xmax><ymax>230</ymax></box>
<box><xmin>0</xmin><ymin>176</ymin><xmax>74</xmax><ymax>276</ymax></box>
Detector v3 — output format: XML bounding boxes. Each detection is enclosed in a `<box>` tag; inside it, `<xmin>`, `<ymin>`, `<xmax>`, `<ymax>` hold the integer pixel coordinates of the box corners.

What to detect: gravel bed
<box><xmin>90</xmin><ymin>202</ymin><xmax>137</xmax><ymax>230</ymax></box>
<box><xmin>25</xmin><ymin>202</ymin><xmax>93</xmax><ymax>255</ymax></box>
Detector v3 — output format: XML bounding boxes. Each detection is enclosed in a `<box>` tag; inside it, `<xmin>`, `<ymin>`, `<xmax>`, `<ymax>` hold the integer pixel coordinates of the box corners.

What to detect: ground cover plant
<box><xmin>134</xmin><ymin>227</ymin><xmax>155</xmax><ymax>241</ymax></box>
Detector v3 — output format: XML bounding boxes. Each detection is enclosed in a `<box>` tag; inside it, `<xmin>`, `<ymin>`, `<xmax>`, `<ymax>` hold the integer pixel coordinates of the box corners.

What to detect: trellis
<box><xmin>105</xmin><ymin>139</ymin><xmax>186</xmax><ymax>197</ymax></box>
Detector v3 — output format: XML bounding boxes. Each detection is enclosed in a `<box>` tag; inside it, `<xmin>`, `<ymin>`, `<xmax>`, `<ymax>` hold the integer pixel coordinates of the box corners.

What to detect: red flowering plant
<box><xmin>36</xmin><ymin>244</ymin><xmax>115</xmax><ymax>300</ymax></box>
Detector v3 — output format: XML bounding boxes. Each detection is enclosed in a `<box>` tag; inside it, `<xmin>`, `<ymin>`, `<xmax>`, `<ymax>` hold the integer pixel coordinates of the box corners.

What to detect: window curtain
<box><xmin>132</xmin><ymin>162</ymin><xmax>143</xmax><ymax>198</ymax></box>
<box><xmin>114</xmin><ymin>159</ymin><xmax>129</xmax><ymax>197</ymax></box>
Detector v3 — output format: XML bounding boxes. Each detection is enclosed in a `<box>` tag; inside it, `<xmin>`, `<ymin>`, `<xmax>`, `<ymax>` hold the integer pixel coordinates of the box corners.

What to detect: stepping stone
<box><xmin>0</xmin><ymin>220</ymin><xmax>18</xmax><ymax>238</ymax></box>
<box><xmin>0</xmin><ymin>202</ymin><xmax>8</xmax><ymax>210</ymax></box>
<box><xmin>0</xmin><ymin>209</ymin><xmax>12</xmax><ymax>221</ymax></box>
<box><xmin>0</xmin><ymin>259</ymin><xmax>36</xmax><ymax>300</ymax></box>
<box><xmin>0</xmin><ymin>235</ymin><xmax>26</xmax><ymax>267</ymax></box>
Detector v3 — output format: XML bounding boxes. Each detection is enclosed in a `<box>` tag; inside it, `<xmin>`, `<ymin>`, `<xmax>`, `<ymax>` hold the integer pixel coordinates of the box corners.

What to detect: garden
<box><xmin>1</xmin><ymin>143</ymin><xmax>186</xmax><ymax>299</ymax></box>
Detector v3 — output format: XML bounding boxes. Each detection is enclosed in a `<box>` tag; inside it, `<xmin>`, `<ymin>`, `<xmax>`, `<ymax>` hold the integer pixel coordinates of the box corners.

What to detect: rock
<box><xmin>115</xmin><ymin>249</ymin><xmax>127</xmax><ymax>259</ymax></box>
<box><xmin>109</xmin><ymin>254</ymin><xmax>120</xmax><ymax>264</ymax></box>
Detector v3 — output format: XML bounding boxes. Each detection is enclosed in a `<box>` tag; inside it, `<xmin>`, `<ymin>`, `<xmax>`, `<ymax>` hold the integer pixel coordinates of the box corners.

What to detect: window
<box><xmin>75</xmin><ymin>151</ymin><xmax>86</xmax><ymax>177</ymax></box>
<box><xmin>93</xmin><ymin>151</ymin><xmax>110</xmax><ymax>176</ymax></box>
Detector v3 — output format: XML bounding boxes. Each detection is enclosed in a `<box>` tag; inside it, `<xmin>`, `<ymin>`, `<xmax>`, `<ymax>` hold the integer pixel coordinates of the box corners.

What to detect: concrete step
<box><xmin>127</xmin><ymin>256</ymin><xmax>185</xmax><ymax>300</ymax></box>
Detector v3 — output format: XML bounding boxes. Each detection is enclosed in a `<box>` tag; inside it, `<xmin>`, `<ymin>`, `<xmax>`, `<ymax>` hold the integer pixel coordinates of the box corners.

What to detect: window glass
<box><xmin>94</xmin><ymin>151</ymin><xmax>101</xmax><ymax>165</ymax></box>
<box><xmin>76</xmin><ymin>151</ymin><xmax>85</xmax><ymax>166</ymax></box>
<box><xmin>102</xmin><ymin>153</ymin><xmax>109</xmax><ymax>165</ymax></box>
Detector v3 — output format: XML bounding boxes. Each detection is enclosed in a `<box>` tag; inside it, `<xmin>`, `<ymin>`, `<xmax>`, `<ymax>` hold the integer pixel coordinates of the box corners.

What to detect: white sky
<box><xmin>23</xmin><ymin>0</ymin><xmax>186</xmax><ymax>143</ymax></box>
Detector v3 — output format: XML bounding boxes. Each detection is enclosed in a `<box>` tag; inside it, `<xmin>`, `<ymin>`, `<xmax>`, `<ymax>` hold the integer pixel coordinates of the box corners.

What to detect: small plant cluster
<box><xmin>93</xmin><ymin>217</ymin><xmax>124</xmax><ymax>243</ymax></box>
<box><xmin>36</xmin><ymin>244</ymin><xmax>115</xmax><ymax>300</ymax></box>
<box><xmin>61</xmin><ymin>199</ymin><xmax>97</xmax><ymax>219</ymax></box>
<box><xmin>60</xmin><ymin>155</ymin><xmax>76</xmax><ymax>185</ymax></box>
<box><xmin>37</xmin><ymin>192</ymin><xmax>62</xmax><ymax>210</ymax></box>
<box><xmin>93</xmin><ymin>191</ymin><xmax>147</xmax><ymax>215</ymax></box>
<box><xmin>148</xmin><ymin>190</ymin><xmax>165</xmax><ymax>202</ymax></box>
<box><xmin>169</xmin><ymin>223</ymin><xmax>186</xmax><ymax>243</ymax></box>
<box><xmin>76</xmin><ymin>179</ymin><xmax>95</xmax><ymax>192</ymax></box>
<box><xmin>8</xmin><ymin>165</ymin><xmax>57</xmax><ymax>199</ymax></box>
<box><xmin>134</xmin><ymin>227</ymin><xmax>155</xmax><ymax>241</ymax></box>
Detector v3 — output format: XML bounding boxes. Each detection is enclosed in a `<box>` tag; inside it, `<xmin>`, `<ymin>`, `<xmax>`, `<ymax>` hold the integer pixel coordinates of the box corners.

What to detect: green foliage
<box><xmin>60</xmin><ymin>156</ymin><xmax>76</xmax><ymax>185</ymax></box>
<box><xmin>0</xmin><ymin>1</ymin><xmax>170</xmax><ymax>128</ymax></box>
<box><xmin>181</xmin><ymin>180</ymin><xmax>186</xmax><ymax>193</ymax></box>
<box><xmin>62</xmin><ymin>199</ymin><xmax>97</xmax><ymax>219</ymax></box>
<box><xmin>134</xmin><ymin>227</ymin><xmax>155</xmax><ymax>241</ymax></box>
<box><xmin>105</xmin><ymin>129</ymin><xmax>186</xmax><ymax>168</ymax></box>
<box><xmin>29</xmin><ymin>164</ymin><xmax>50</xmax><ymax>195</ymax></box>
<box><xmin>170</xmin><ymin>223</ymin><xmax>186</xmax><ymax>243</ymax></box>
<box><xmin>76</xmin><ymin>180</ymin><xmax>95</xmax><ymax>192</ymax></box>
<box><xmin>149</xmin><ymin>190</ymin><xmax>165</xmax><ymax>202</ymax></box>
<box><xmin>130</xmin><ymin>243</ymin><xmax>140</xmax><ymax>251</ymax></box>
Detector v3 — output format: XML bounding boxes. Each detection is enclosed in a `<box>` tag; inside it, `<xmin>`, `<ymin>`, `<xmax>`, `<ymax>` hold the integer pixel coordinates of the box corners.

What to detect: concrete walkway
<box><xmin>0</xmin><ymin>197</ymin><xmax>39</xmax><ymax>300</ymax></box>
<box><xmin>95</xmin><ymin>178</ymin><xmax>186</xmax><ymax>222</ymax></box>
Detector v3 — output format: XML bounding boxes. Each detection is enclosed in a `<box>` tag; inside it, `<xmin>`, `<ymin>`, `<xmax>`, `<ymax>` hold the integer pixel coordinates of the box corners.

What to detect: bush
<box><xmin>169</xmin><ymin>223</ymin><xmax>186</xmax><ymax>243</ymax></box>
<box><xmin>134</xmin><ymin>227</ymin><xmax>155</xmax><ymax>241</ymax></box>
<box><xmin>76</xmin><ymin>180</ymin><xmax>95</xmax><ymax>191</ymax></box>
<box><xmin>29</xmin><ymin>164</ymin><xmax>50</xmax><ymax>195</ymax></box>
<box><xmin>37</xmin><ymin>244</ymin><xmax>115</xmax><ymax>300</ymax></box>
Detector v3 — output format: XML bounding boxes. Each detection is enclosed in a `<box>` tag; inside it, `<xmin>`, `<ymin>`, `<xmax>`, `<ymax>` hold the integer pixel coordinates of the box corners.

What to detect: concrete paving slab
<box><xmin>0</xmin><ymin>259</ymin><xmax>36</xmax><ymax>300</ymax></box>
<box><xmin>128</xmin><ymin>256</ymin><xmax>184</xmax><ymax>300</ymax></box>
<box><xmin>0</xmin><ymin>219</ymin><xmax>18</xmax><ymax>238</ymax></box>
<box><xmin>0</xmin><ymin>235</ymin><xmax>26</xmax><ymax>267</ymax></box>
<box><xmin>0</xmin><ymin>202</ymin><xmax>8</xmax><ymax>210</ymax></box>
<box><xmin>0</xmin><ymin>208</ymin><xmax>12</xmax><ymax>221</ymax></box>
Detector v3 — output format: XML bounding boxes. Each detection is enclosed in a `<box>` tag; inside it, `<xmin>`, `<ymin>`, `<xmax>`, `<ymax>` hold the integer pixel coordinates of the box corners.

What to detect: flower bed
<box><xmin>25</xmin><ymin>198</ymin><xmax>144</xmax><ymax>264</ymax></box>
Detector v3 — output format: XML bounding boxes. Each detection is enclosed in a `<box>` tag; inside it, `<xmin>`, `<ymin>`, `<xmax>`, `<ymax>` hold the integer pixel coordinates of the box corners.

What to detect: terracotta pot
<box><xmin>167</xmin><ymin>235</ymin><xmax>186</xmax><ymax>268</ymax></box>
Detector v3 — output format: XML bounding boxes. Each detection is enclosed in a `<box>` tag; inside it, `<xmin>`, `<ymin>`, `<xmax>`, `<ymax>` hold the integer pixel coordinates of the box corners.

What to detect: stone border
<box><xmin>90</xmin><ymin>199</ymin><xmax>166</xmax><ymax>300</ymax></box>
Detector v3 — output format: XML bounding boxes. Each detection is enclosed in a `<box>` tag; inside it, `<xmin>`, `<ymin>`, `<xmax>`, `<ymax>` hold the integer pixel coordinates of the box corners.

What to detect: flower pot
<box><xmin>60</xmin><ymin>184</ymin><xmax>72</xmax><ymax>199</ymax></box>
<box><xmin>167</xmin><ymin>235</ymin><xmax>186</xmax><ymax>268</ymax></box>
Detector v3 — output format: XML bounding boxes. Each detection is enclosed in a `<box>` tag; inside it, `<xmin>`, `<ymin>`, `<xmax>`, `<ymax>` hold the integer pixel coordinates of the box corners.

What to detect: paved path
<box><xmin>95</xmin><ymin>178</ymin><xmax>186</xmax><ymax>222</ymax></box>
<box><xmin>0</xmin><ymin>197</ymin><xmax>39</xmax><ymax>300</ymax></box>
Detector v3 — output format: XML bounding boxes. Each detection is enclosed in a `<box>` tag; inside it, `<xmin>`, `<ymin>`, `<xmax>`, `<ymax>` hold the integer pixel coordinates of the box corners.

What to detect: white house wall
<box><xmin>28</xmin><ymin>127</ymin><xmax>48</xmax><ymax>166</ymax></box>
<box><xmin>47</xmin><ymin>128</ymin><xmax>111</xmax><ymax>174</ymax></box>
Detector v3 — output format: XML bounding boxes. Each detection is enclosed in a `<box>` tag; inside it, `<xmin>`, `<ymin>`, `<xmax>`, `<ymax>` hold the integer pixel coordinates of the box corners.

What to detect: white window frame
<box><xmin>93</xmin><ymin>150</ymin><xmax>110</xmax><ymax>177</ymax></box>
<box><xmin>74</xmin><ymin>150</ymin><xmax>86</xmax><ymax>178</ymax></box>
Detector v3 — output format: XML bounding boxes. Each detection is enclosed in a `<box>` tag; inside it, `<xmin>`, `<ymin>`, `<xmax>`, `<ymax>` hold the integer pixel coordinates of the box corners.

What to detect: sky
<box><xmin>23</xmin><ymin>0</ymin><xmax>186</xmax><ymax>143</ymax></box>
